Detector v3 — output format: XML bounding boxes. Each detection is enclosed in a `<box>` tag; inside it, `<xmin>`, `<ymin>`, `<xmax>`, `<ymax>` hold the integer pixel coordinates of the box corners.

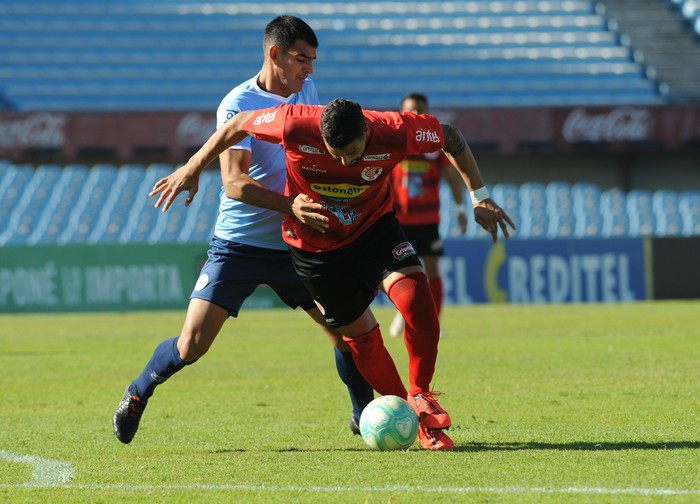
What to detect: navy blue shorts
<box><xmin>191</xmin><ymin>236</ymin><xmax>316</xmax><ymax>317</ymax></box>
<box><xmin>289</xmin><ymin>212</ymin><xmax>422</xmax><ymax>328</ymax></box>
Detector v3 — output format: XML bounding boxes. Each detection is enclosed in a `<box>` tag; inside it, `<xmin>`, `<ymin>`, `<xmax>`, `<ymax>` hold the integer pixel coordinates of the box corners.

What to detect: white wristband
<box><xmin>470</xmin><ymin>187</ymin><xmax>490</xmax><ymax>204</ymax></box>
<box><xmin>452</xmin><ymin>204</ymin><xmax>466</xmax><ymax>215</ymax></box>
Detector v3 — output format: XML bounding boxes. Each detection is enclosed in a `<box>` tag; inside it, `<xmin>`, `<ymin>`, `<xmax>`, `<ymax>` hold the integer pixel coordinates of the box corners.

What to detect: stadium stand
<box><xmin>599</xmin><ymin>0</ymin><xmax>700</xmax><ymax>102</ymax></box>
<box><xmin>3</xmin><ymin>160</ymin><xmax>697</xmax><ymax>244</ymax></box>
<box><xmin>0</xmin><ymin>0</ymin><xmax>668</xmax><ymax>110</ymax></box>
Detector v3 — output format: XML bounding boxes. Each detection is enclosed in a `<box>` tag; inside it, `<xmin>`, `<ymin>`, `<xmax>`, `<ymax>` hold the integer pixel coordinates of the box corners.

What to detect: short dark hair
<box><xmin>320</xmin><ymin>99</ymin><xmax>368</xmax><ymax>148</ymax></box>
<box><xmin>401</xmin><ymin>92</ymin><xmax>428</xmax><ymax>108</ymax></box>
<box><xmin>263</xmin><ymin>15</ymin><xmax>318</xmax><ymax>52</ymax></box>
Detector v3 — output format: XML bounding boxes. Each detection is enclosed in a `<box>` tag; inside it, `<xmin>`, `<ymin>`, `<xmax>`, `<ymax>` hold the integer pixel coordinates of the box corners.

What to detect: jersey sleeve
<box><xmin>217</xmin><ymin>97</ymin><xmax>252</xmax><ymax>151</ymax></box>
<box><xmin>241</xmin><ymin>104</ymin><xmax>288</xmax><ymax>145</ymax></box>
<box><xmin>402</xmin><ymin>113</ymin><xmax>444</xmax><ymax>156</ymax></box>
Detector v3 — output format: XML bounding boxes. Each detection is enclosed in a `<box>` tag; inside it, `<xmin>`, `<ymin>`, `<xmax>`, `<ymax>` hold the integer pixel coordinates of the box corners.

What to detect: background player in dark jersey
<box><xmin>152</xmin><ymin>99</ymin><xmax>516</xmax><ymax>450</ymax></box>
<box><xmin>388</xmin><ymin>93</ymin><xmax>468</xmax><ymax>338</ymax></box>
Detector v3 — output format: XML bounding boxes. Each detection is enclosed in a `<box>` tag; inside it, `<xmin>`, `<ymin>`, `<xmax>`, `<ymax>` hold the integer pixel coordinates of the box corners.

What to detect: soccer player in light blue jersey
<box><xmin>113</xmin><ymin>16</ymin><xmax>374</xmax><ymax>444</ymax></box>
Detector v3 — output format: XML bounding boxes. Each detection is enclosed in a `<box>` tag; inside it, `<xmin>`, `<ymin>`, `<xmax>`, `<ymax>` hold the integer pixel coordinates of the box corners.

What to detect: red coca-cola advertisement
<box><xmin>0</xmin><ymin>106</ymin><xmax>698</xmax><ymax>161</ymax></box>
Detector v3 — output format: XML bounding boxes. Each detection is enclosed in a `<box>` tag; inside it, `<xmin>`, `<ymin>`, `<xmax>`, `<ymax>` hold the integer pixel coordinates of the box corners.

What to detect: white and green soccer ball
<box><xmin>359</xmin><ymin>395</ymin><xmax>419</xmax><ymax>451</ymax></box>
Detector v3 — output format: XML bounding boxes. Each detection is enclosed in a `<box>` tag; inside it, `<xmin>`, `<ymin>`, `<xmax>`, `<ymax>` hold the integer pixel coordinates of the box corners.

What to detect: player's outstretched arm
<box><xmin>442</xmin><ymin>164</ymin><xmax>468</xmax><ymax>234</ymax></box>
<box><xmin>150</xmin><ymin>110</ymin><xmax>257</xmax><ymax>212</ymax></box>
<box><xmin>440</xmin><ymin>123</ymin><xmax>516</xmax><ymax>242</ymax></box>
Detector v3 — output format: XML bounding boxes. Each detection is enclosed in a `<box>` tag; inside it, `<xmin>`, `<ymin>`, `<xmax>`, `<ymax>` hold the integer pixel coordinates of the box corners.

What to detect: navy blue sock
<box><xmin>334</xmin><ymin>347</ymin><xmax>375</xmax><ymax>421</ymax></box>
<box><xmin>130</xmin><ymin>337</ymin><xmax>192</xmax><ymax>400</ymax></box>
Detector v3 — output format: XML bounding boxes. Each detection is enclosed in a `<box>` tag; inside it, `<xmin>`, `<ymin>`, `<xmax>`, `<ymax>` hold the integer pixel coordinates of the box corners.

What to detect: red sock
<box><xmin>342</xmin><ymin>325</ymin><xmax>407</xmax><ymax>398</ymax></box>
<box><xmin>429</xmin><ymin>277</ymin><xmax>443</xmax><ymax>316</ymax></box>
<box><xmin>387</xmin><ymin>273</ymin><xmax>440</xmax><ymax>395</ymax></box>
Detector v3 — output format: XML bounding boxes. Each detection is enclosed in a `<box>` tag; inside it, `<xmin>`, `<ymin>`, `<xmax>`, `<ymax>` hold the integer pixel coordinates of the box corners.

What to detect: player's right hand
<box><xmin>291</xmin><ymin>194</ymin><xmax>330</xmax><ymax>233</ymax></box>
<box><xmin>149</xmin><ymin>164</ymin><xmax>200</xmax><ymax>212</ymax></box>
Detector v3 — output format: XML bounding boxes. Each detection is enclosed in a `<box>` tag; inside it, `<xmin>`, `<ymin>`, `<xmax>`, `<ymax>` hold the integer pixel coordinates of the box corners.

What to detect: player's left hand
<box><xmin>474</xmin><ymin>199</ymin><xmax>516</xmax><ymax>242</ymax></box>
<box><xmin>149</xmin><ymin>164</ymin><xmax>200</xmax><ymax>212</ymax></box>
<box><xmin>291</xmin><ymin>193</ymin><xmax>330</xmax><ymax>233</ymax></box>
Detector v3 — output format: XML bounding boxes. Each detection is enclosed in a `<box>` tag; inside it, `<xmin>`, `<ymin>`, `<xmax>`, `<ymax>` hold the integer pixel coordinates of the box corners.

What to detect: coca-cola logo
<box><xmin>175</xmin><ymin>112</ymin><xmax>215</xmax><ymax>147</ymax></box>
<box><xmin>563</xmin><ymin>107</ymin><xmax>651</xmax><ymax>143</ymax></box>
<box><xmin>0</xmin><ymin>113</ymin><xmax>66</xmax><ymax>149</ymax></box>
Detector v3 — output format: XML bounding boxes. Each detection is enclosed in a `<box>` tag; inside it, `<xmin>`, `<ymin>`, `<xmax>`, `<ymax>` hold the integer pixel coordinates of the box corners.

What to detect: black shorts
<box><xmin>288</xmin><ymin>212</ymin><xmax>422</xmax><ymax>328</ymax></box>
<box><xmin>402</xmin><ymin>223</ymin><xmax>444</xmax><ymax>257</ymax></box>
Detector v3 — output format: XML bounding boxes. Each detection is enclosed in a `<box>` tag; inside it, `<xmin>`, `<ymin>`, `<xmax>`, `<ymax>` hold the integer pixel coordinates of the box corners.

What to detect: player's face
<box><xmin>324</xmin><ymin>133</ymin><xmax>368</xmax><ymax>167</ymax></box>
<box><xmin>274</xmin><ymin>40</ymin><xmax>316</xmax><ymax>95</ymax></box>
<box><xmin>401</xmin><ymin>98</ymin><xmax>427</xmax><ymax>114</ymax></box>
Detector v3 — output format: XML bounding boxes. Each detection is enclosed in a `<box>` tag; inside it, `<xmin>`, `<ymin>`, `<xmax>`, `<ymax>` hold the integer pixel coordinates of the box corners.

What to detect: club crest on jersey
<box><xmin>415</xmin><ymin>129</ymin><xmax>440</xmax><ymax>143</ymax></box>
<box><xmin>392</xmin><ymin>241</ymin><xmax>416</xmax><ymax>260</ymax></box>
<box><xmin>362</xmin><ymin>153</ymin><xmax>390</xmax><ymax>161</ymax></box>
<box><xmin>361</xmin><ymin>166</ymin><xmax>383</xmax><ymax>181</ymax></box>
<box><xmin>299</xmin><ymin>145</ymin><xmax>326</xmax><ymax>154</ymax></box>
<box><xmin>252</xmin><ymin>110</ymin><xmax>277</xmax><ymax>125</ymax></box>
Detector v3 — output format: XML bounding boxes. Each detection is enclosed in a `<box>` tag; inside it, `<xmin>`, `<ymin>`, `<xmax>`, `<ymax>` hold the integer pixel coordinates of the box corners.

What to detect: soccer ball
<box><xmin>359</xmin><ymin>395</ymin><xmax>419</xmax><ymax>451</ymax></box>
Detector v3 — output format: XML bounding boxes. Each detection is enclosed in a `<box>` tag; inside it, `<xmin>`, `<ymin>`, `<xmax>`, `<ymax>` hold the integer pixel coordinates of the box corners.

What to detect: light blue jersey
<box><xmin>213</xmin><ymin>74</ymin><xmax>319</xmax><ymax>249</ymax></box>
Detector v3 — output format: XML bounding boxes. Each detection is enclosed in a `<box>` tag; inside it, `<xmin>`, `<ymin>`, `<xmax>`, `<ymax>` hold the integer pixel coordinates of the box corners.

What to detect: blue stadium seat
<box><xmin>29</xmin><ymin>164</ymin><xmax>90</xmax><ymax>244</ymax></box>
<box><xmin>651</xmin><ymin>189</ymin><xmax>682</xmax><ymax>237</ymax></box>
<box><xmin>0</xmin><ymin>164</ymin><xmax>62</xmax><ymax>245</ymax></box>
<box><xmin>58</xmin><ymin>164</ymin><xmax>118</xmax><ymax>243</ymax></box>
<box><xmin>0</xmin><ymin>163</ymin><xmax>34</xmax><ymax>238</ymax></box>
<box><xmin>121</xmin><ymin>163</ymin><xmax>176</xmax><ymax>243</ymax></box>
<box><xmin>0</xmin><ymin>0</ymin><xmax>664</xmax><ymax>110</ymax></box>
<box><xmin>680</xmin><ymin>190</ymin><xmax>700</xmax><ymax>236</ymax></box>
<box><xmin>88</xmin><ymin>164</ymin><xmax>146</xmax><ymax>243</ymax></box>
<box><xmin>599</xmin><ymin>187</ymin><xmax>626</xmax><ymax>216</ymax></box>
<box><xmin>545</xmin><ymin>181</ymin><xmax>573</xmax><ymax>215</ymax></box>
<box><xmin>601</xmin><ymin>211</ymin><xmax>628</xmax><ymax>237</ymax></box>
<box><xmin>177</xmin><ymin>170</ymin><xmax>221</xmax><ymax>242</ymax></box>
<box><xmin>548</xmin><ymin>210</ymin><xmax>576</xmax><ymax>238</ymax></box>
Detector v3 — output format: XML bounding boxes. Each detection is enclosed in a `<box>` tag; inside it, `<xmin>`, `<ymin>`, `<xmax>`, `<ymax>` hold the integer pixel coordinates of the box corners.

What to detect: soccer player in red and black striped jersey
<box><xmin>153</xmin><ymin>98</ymin><xmax>515</xmax><ymax>450</ymax></box>
<box><xmin>388</xmin><ymin>93</ymin><xmax>469</xmax><ymax>338</ymax></box>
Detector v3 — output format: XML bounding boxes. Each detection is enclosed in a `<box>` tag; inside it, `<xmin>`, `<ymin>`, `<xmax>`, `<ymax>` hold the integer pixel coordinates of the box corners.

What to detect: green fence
<box><xmin>0</xmin><ymin>244</ymin><xmax>285</xmax><ymax>313</ymax></box>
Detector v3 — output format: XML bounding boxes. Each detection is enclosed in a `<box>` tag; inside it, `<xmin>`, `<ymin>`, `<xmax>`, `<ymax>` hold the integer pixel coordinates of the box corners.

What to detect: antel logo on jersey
<box><xmin>415</xmin><ymin>129</ymin><xmax>440</xmax><ymax>143</ymax></box>
<box><xmin>362</xmin><ymin>153</ymin><xmax>390</xmax><ymax>161</ymax></box>
<box><xmin>361</xmin><ymin>166</ymin><xmax>383</xmax><ymax>181</ymax></box>
<box><xmin>252</xmin><ymin>110</ymin><xmax>278</xmax><ymax>125</ymax></box>
<box><xmin>311</xmin><ymin>183</ymin><xmax>369</xmax><ymax>199</ymax></box>
<box><xmin>299</xmin><ymin>145</ymin><xmax>326</xmax><ymax>154</ymax></box>
<box><xmin>392</xmin><ymin>241</ymin><xmax>416</xmax><ymax>260</ymax></box>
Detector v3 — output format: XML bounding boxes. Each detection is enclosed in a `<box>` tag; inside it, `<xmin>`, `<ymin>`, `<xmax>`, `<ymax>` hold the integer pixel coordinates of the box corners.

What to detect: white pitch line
<box><xmin>0</xmin><ymin>450</ymin><xmax>74</xmax><ymax>487</ymax></box>
<box><xmin>1</xmin><ymin>451</ymin><xmax>698</xmax><ymax>496</ymax></box>
<box><xmin>1</xmin><ymin>482</ymin><xmax>699</xmax><ymax>496</ymax></box>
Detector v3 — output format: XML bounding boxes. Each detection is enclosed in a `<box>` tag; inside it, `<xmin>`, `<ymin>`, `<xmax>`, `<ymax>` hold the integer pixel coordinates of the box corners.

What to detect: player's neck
<box><xmin>257</xmin><ymin>66</ymin><xmax>291</xmax><ymax>98</ymax></box>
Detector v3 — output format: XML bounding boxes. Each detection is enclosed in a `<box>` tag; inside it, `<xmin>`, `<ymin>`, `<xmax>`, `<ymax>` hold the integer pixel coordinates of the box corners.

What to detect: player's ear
<box><xmin>268</xmin><ymin>45</ymin><xmax>280</xmax><ymax>64</ymax></box>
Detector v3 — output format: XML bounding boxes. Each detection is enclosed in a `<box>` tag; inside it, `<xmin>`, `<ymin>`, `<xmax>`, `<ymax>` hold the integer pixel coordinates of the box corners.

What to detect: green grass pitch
<box><xmin>1</xmin><ymin>301</ymin><xmax>699</xmax><ymax>503</ymax></box>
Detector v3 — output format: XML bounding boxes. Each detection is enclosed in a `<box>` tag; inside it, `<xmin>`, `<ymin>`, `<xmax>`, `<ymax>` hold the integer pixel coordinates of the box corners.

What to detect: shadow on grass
<box><xmin>210</xmin><ymin>441</ymin><xmax>700</xmax><ymax>454</ymax></box>
<box><xmin>452</xmin><ymin>441</ymin><xmax>700</xmax><ymax>452</ymax></box>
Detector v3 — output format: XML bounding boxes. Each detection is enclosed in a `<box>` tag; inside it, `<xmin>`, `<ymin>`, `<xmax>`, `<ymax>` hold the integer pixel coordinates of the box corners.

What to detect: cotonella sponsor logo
<box><xmin>392</xmin><ymin>241</ymin><xmax>416</xmax><ymax>260</ymax></box>
<box><xmin>299</xmin><ymin>145</ymin><xmax>326</xmax><ymax>154</ymax></box>
<box><xmin>311</xmin><ymin>183</ymin><xmax>369</xmax><ymax>198</ymax></box>
<box><xmin>415</xmin><ymin>129</ymin><xmax>440</xmax><ymax>143</ymax></box>
<box><xmin>252</xmin><ymin>110</ymin><xmax>278</xmax><ymax>126</ymax></box>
